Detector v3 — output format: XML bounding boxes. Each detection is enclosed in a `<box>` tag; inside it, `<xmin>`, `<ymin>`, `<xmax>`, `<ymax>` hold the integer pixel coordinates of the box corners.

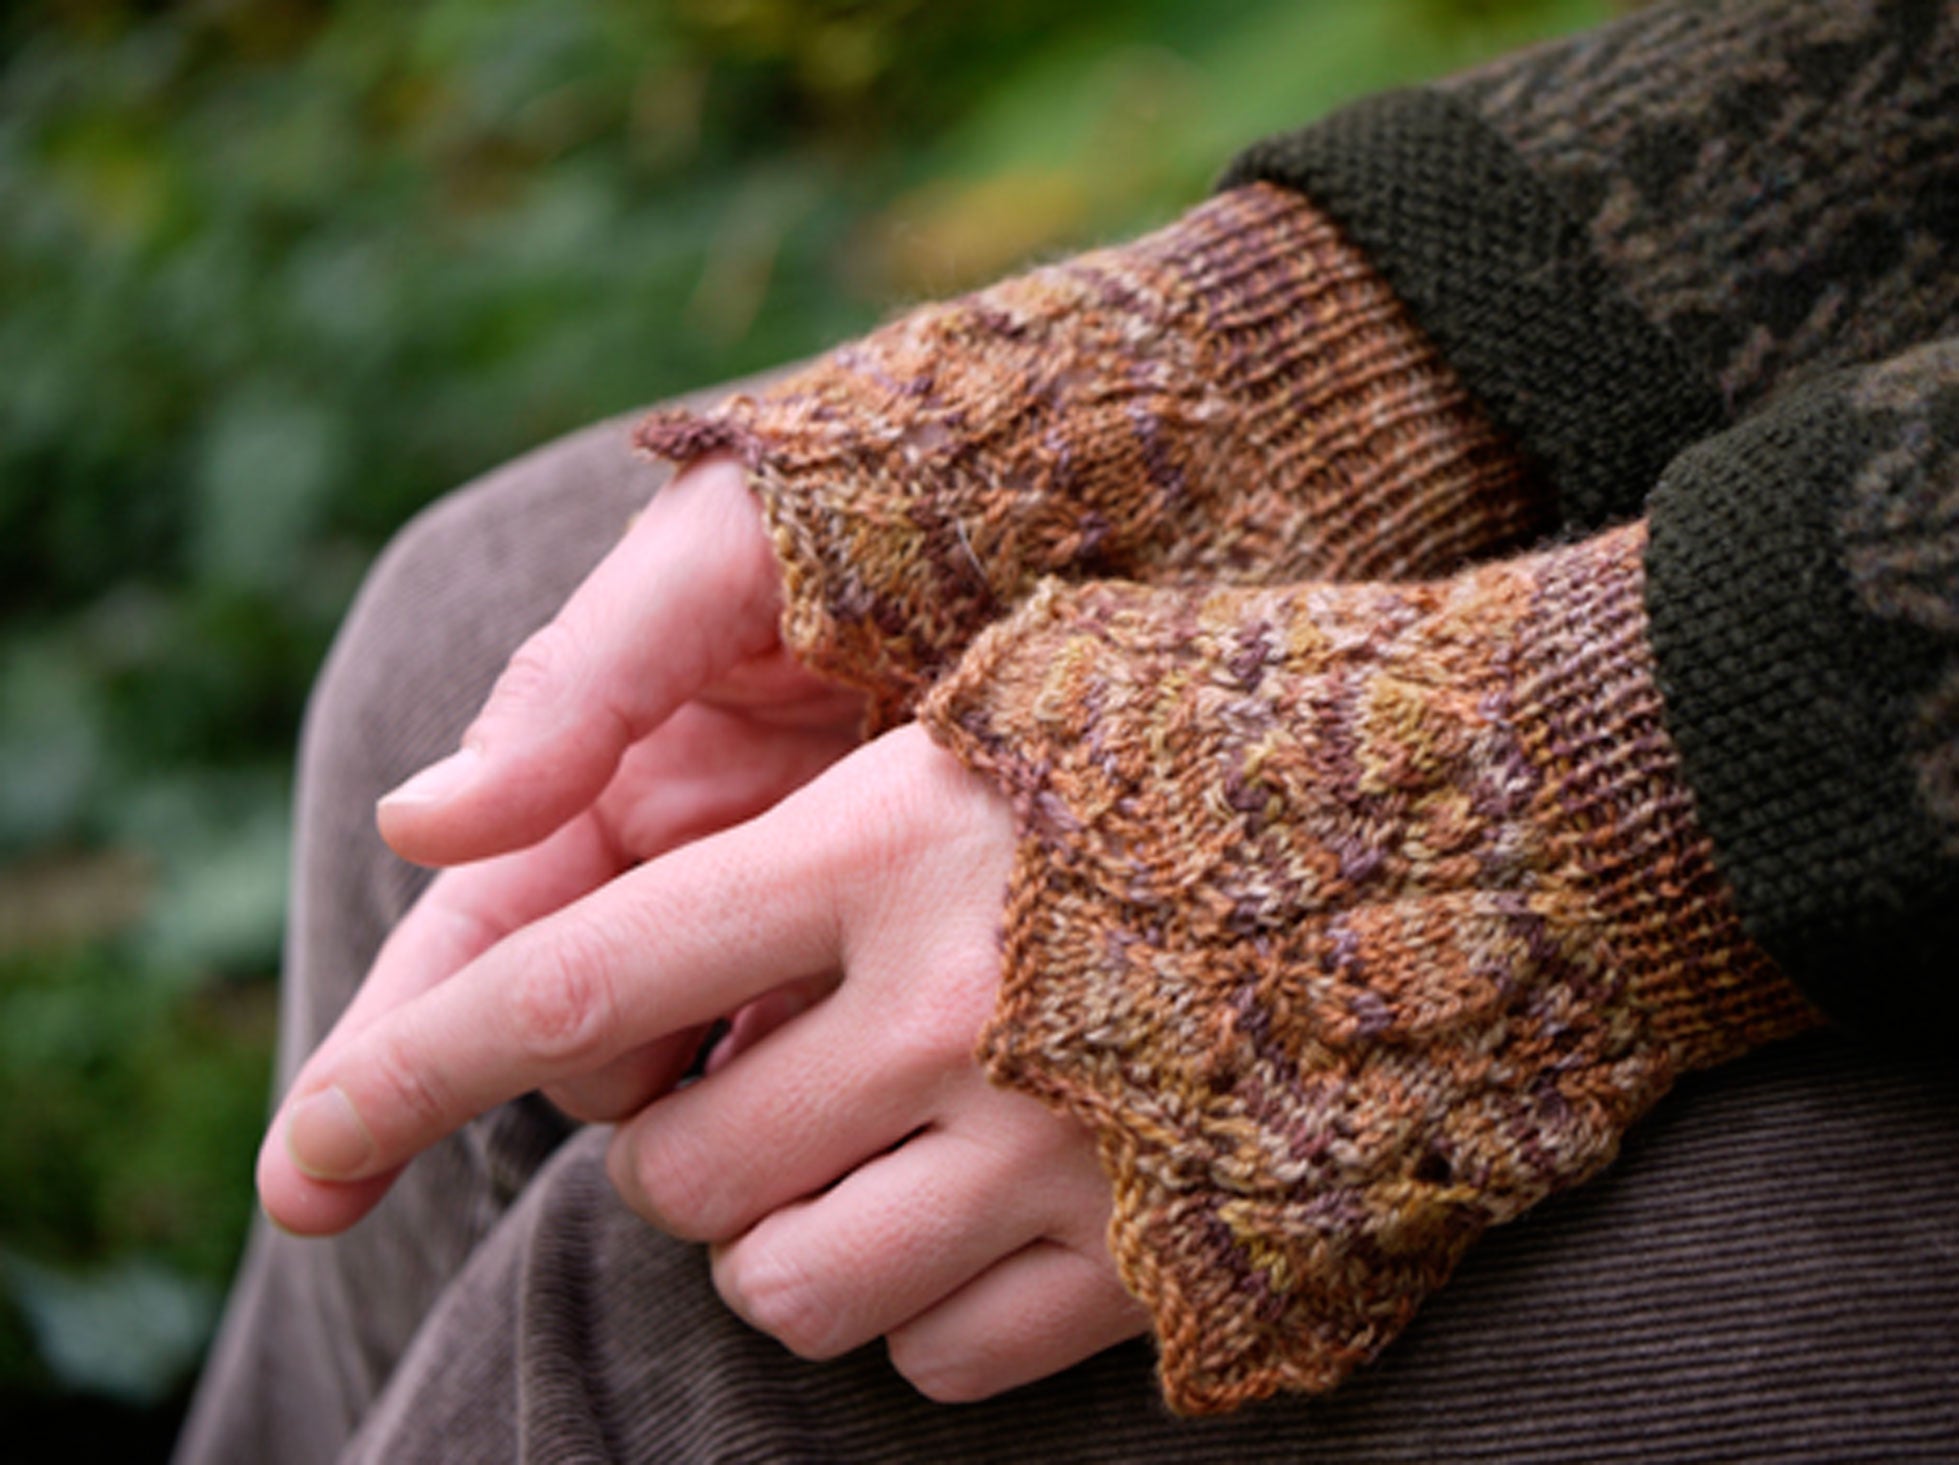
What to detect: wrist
<box><xmin>1130</xmin><ymin>183</ymin><xmax>1545</xmax><ymax>578</ymax></box>
<box><xmin>638</xmin><ymin>185</ymin><xmax>1542</xmax><ymax>726</ymax></box>
<box><xmin>1514</xmin><ymin>522</ymin><xmax>1822</xmax><ymax>1070</ymax></box>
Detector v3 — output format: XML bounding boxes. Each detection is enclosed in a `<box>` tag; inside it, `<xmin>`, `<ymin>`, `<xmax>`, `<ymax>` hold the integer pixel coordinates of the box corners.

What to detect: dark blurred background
<box><xmin>0</xmin><ymin>0</ymin><xmax>1605</xmax><ymax>1454</ymax></box>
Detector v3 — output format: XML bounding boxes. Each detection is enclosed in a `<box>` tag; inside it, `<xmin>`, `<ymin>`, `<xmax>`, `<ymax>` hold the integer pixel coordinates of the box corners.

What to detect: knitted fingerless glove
<box><xmin>638</xmin><ymin>183</ymin><xmax>1542</xmax><ymax>727</ymax></box>
<box><xmin>919</xmin><ymin>520</ymin><xmax>1821</xmax><ymax>1414</ymax></box>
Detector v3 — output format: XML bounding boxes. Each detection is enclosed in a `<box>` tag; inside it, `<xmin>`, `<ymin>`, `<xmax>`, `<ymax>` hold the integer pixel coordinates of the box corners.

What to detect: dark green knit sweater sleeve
<box><xmin>1644</xmin><ymin>340</ymin><xmax>1959</xmax><ymax>1042</ymax></box>
<box><xmin>1450</xmin><ymin>0</ymin><xmax>1959</xmax><ymax>416</ymax></box>
<box><xmin>1221</xmin><ymin>0</ymin><xmax>1959</xmax><ymax>533</ymax></box>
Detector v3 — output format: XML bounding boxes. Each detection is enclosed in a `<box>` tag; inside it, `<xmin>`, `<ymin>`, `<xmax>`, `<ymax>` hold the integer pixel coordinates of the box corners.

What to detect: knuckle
<box><xmin>887</xmin><ymin>967</ymin><xmax>993</xmax><ymax>1072</ymax></box>
<box><xmin>887</xmin><ymin>1334</ymin><xmax>994</xmax><ymax>1405</ymax></box>
<box><xmin>716</xmin><ymin>1241</ymin><xmax>844</xmax><ymax>1361</ymax></box>
<box><xmin>626</xmin><ymin>1131</ymin><xmax>729</xmax><ymax>1242</ymax></box>
<box><xmin>888</xmin><ymin>996</ymin><xmax>975</xmax><ymax>1075</ymax></box>
<box><xmin>506</xmin><ymin>921</ymin><xmax>619</xmax><ymax>1068</ymax></box>
<box><xmin>823</xmin><ymin>733</ymin><xmax>1009</xmax><ymax>935</ymax></box>
<box><xmin>365</xmin><ymin>1029</ymin><xmax>457</xmax><ymax>1142</ymax></box>
<box><xmin>872</xmin><ymin>728</ymin><xmax>963</xmax><ymax>838</ymax></box>
<box><xmin>484</xmin><ymin>622</ymin><xmax>582</xmax><ymax>720</ymax></box>
<box><xmin>831</xmin><ymin>729</ymin><xmax>952</xmax><ymax>865</ymax></box>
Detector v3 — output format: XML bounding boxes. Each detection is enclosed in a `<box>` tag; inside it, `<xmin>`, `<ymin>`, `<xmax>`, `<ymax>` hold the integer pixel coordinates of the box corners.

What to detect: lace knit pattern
<box><xmin>638</xmin><ymin>183</ymin><xmax>1538</xmax><ymax>727</ymax></box>
<box><xmin>922</xmin><ymin>523</ymin><xmax>1818</xmax><ymax>1412</ymax></box>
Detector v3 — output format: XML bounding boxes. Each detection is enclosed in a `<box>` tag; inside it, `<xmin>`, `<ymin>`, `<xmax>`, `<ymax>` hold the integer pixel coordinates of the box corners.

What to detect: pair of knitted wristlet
<box><xmin>637</xmin><ymin>183</ymin><xmax>1818</xmax><ymax>1414</ymax></box>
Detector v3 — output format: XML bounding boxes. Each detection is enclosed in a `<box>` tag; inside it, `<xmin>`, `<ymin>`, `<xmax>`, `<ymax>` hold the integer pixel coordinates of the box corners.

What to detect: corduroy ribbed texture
<box><xmin>341</xmin><ymin>1054</ymin><xmax>1959</xmax><ymax>1464</ymax></box>
<box><xmin>637</xmin><ymin>182</ymin><xmax>1540</xmax><ymax>727</ymax></box>
<box><xmin>922</xmin><ymin>522</ymin><xmax>1817</xmax><ymax>1412</ymax></box>
<box><xmin>183</xmin><ymin>401</ymin><xmax>1959</xmax><ymax>1463</ymax></box>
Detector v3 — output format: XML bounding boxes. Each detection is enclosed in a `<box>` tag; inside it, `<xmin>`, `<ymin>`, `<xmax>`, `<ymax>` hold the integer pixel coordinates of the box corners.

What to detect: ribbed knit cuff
<box><xmin>638</xmin><ymin>183</ymin><xmax>1536</xmax><ymax>727</ymax></box>
<box><xmin>921</xmin><ymin>526</ymin><xmax>1814</xmax><ymax>1413</ymax></box>
<box><xmin>1517</xmin><ymin>527</ymin><xmax>1822</xmax><ymax>1071</ymax></box>
<box><xmin>1114</xmin><ymin>186</ymin><xmax>1543</xmax><ymax>580</ymax></box>
<box><xmin>1220</xmin><ymin>89</ymin><xmax>1726</xmax><ymax>530</ymax></box>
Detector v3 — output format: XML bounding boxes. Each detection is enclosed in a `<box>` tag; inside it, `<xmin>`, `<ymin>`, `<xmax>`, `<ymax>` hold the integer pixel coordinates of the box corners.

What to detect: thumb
<box><xmin>377</xmin><ymin>455</ymin><xmax>782</xmax><ymax>866</ymax></box>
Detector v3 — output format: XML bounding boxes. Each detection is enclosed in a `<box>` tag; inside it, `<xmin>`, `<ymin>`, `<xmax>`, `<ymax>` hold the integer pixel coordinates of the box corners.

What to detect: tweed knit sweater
<box><xmin>636</xmin><ymin>0</ymin><xmax>1959</xmax><ymax>1412</ymax></box>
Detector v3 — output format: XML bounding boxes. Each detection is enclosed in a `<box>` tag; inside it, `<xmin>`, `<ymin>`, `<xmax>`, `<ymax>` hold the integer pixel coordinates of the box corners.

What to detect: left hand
<box><xmin>255</xmin><ymin>455</ymin><xmax>868</xmax><ymax>1237</ymax></box>
<box><xmin>257</xmin><ymin>726</ymin><xmax>1147</xmax><ymax>1401</ymax></box>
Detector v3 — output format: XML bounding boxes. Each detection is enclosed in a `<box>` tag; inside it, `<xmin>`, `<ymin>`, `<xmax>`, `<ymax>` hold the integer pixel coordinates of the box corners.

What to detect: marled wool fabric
<box><xmin>920</xmin><ymin>523</ymin><xmax>1819</xmax><ymax>1413</ymax></box>
<box><xmin>1841</xmin><ymin>342</ymin><xmax>1959</xmax><ymax>842</ymax></box>
<box><xmin>1445</xmin><ymin>0</ymin><xmax>1959</xmax><ymax>412</ymax></box>
<box><xmin>638</xmin><ymin>183</ymin><xmax>1538</xmax><ymax>726</ymax></box>
<box><xmin>1644</xmin><ymin>341</ymin><xmax>1959</xmax><ymax>1035</ymax></box>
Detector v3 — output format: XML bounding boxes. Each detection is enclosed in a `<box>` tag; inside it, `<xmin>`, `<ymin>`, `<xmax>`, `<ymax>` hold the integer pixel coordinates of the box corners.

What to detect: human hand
<box><xmin>375</xmin><ymin>452</ymin><xmax>863</xmax><ymax>869</ymax></box>
<box><xmin>917</xmin><ymin>531</ymin><xmax>1821</xmax><ymax>1412</ymax></box>
<box><xmin>257</xmin><ymin>454</ymin><xmax>866</xmax><ymax>1235</ymax></box>
<box><xmin>258</xmin><ymin>726</ymin><xmax>1147</xmax><ymax>1399</ymax></box>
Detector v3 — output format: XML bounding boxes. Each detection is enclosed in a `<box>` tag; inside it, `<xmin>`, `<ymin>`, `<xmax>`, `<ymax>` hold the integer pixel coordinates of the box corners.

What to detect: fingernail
<box><xmin>379</xmin><ymin>748</ymin><xmax>481</xmax><ymax>812</ymax></box>
<box><xmin>286</xmin><ymin>1087</ymin><xmax>375</xmax><ymax>1180</ymax></box>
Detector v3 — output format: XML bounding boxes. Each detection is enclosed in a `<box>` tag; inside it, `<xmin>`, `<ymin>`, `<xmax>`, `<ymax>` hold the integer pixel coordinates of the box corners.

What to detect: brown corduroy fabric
<box><xmin>174</xmin><ymin>401</ymin><xmax>1958</xmax><ymax>1461</ymax></box>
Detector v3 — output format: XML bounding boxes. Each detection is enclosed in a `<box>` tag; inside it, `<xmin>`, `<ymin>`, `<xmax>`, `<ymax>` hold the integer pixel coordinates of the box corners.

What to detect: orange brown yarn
<box><xmin>920</xmin><ymin>521</ymin><xmax>1820</xmax><ymax>1413</ymax></box>
<box><xmin>637</xmin><ymin>183</ymin><xmax>1544</xmax><ymax>728</ymax></box>
<box><xmin>639</xmin><ymin>176</ymin><xmax>1818</xmax><ymax>1414</ymax></box>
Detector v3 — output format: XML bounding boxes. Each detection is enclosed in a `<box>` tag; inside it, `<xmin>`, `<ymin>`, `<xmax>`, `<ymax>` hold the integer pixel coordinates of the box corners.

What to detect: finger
<box><xmin>540</xmin><ymin>1026</ymin><xmax>709</xmax><ymax>1125</ymax></box>
<box><xmin>598</xmin><ymin>701</ymin><xmax>863</xmax><ymax>872</ymax></box>
<box><xmin>271</xmin><ymin>794</ymin><xmax>846</xmax><ymax>1190</ymax></box>
<box><xmin>548</xmin><ymin>965</ymin><xmax>831</xmax><ymax>1123</ymax></box>
<box><xmin>331</xmin><ymin>812</ymin><xmax>621</xmax><ymax>1062</ymax></box>
<box><xmin>387</xmin><ymin>685</ymin><xmax>860</xmax><ymax>1130</ymax></box>
<box><xmin>259</xmin><ymin>811</ymin><xmax>623</xmax><ymax>1235</ymax></box>
<box><xmin>707</xmin><ymin>1130</ymin><xmax>1047</xmax><ymax>1363</ymax></box>
<box><xmin>603</xmin><ymin>977</ymin><xmax>928</xmax><ymax>1241</ymax></box>
<box><xmin>500</xmin><ymin>685</ymin><xmax>865</xmax><ymax>1123</ymax></box>
<box><xmin>704</xmin><ymin>975</ymin><xmax>833</xmax><ymax>1075</ymax></box>
<box><xmin>377</xmin><ymin>455</ymin><xmax>786</xmax><ymax>866</ymax></box>
<box><xmin>885</xmin><ymin>1243</ymin><xmax>1150</xmax><ymax>1404</ymax></box>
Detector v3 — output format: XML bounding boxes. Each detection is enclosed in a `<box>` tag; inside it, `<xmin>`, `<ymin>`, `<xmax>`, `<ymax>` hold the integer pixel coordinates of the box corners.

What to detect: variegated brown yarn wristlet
<box><xmin>920</xmin><ymin>521</ymin><xmax>1820</xmax><ymax>1413</ymax></box>
<box><xmin>638</xmin><ymin>183</ymin><xmax>1543</xmax><ymax>727</ymax></box>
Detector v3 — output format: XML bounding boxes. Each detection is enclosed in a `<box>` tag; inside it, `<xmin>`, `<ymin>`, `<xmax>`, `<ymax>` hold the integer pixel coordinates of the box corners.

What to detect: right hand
<box><xmin>260</xmin><ymin>454</ymin><xmax>867</xmax><ymax>1236</ymax></box>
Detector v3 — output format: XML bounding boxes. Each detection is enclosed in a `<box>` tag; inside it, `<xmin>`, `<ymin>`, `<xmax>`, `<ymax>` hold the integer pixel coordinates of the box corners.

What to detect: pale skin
<box><xmin>255</xmin><ymin>456</ymin><xmax>1148</xmax><ymax>1403</ymax></box>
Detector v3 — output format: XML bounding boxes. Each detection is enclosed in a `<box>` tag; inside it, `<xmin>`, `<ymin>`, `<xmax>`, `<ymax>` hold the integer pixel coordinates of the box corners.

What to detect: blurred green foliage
<box><xmin>0</xmin><ymin>0</ymin><xmax>1605</xmax><ymax>1442</ymax></box>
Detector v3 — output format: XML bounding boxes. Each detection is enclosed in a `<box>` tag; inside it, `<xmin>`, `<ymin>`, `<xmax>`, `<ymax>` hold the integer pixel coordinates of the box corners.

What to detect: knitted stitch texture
<box><xmin>1218</xmin><ymin>90</ymin><xmax>1725</xmax><ymax>533</ymax></box>
<box><xmin>1646</xmin><ymin>342</ymin><xmax>1959</xmax><ymax>1038</ymax></box>
<box><xmin>1446</xmin><ymin>0</ymin><xmax>1959</xmax><ymax>413</ymax></box>
<box><xmin>637</xmin><ymin>183</ymin><xmax>1539</xmax><ymax>727</ymax></box>
<box><xmin>920</xmin><ymin>521</ymin><xmax>1819</xmax><ymax>1413</ymax></box>
<box><xmin>1222</xmin><ymin>2</ymin><xmax>1959</xmax><ymax>528</ymax></box>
